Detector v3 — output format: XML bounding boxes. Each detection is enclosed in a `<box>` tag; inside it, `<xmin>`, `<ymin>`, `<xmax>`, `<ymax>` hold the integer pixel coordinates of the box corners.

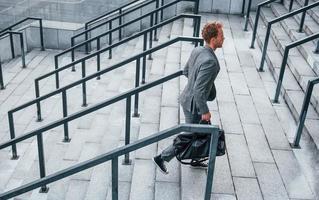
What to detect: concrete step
<box><xmin>250</xmin><ymin>11</ymin><xmax>319</xmax><ymax>150</ymax></box>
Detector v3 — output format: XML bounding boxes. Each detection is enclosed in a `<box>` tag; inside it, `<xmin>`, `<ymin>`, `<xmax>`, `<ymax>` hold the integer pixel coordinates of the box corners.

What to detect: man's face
<box><xmin>215</xmin><ymin>28</ymin><xmax>224</xmax><ymax>48</ymax></box>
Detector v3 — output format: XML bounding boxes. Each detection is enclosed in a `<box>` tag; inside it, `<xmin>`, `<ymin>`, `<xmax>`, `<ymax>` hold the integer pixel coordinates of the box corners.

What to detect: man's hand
<box><xmin>201</xmin><ymin>112</ymin><xmax>211</xmax><ymax>121</ymax></box>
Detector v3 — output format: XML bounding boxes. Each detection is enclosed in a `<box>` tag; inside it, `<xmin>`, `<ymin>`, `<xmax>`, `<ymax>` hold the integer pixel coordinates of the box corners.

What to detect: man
<box><xmin>153</xmin><ymin>22</ymin><xmax>224</xmax><ymax>174</ymax></box>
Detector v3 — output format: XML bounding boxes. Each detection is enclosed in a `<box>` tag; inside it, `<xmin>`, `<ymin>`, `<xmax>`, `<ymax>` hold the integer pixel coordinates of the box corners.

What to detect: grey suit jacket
<box><xmin>180</xmin><ymin>46</ymin><xmax>220</xmax><ymax>115</ymax></box>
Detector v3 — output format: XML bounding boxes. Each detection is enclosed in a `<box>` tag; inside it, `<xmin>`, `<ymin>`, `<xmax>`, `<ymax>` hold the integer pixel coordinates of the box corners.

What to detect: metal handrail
<box><xmin>49</xmin><ymin>14</ymin><xmax>200</xmax><ymax>89</ymax></box>
<box><xmin>273</xmin><ymin>32</ymin><xmax>319</xmax><ymax>103</ymax></box>
<box><xmin>0</xmin><ymin>71</ymin><xmax>214</xmax><ymax>196</ymax></box>
<box><xmin>57</xmin><ymin>0</ymin><xmax>197</xmax><ymax>68</ymax></box>
<box><xmin>7</xmin><ymin>36</ymin><xmax>203</xmax><ymax>159</ymax></box>
<box><xmin>292</xmin><ymin>77</ymin><xmax>319</xmax><ymax>148</ymax></box>
<box><xmin>0</xmin><ymin>58</ymin><xmax>3</xmax><ymax>90</ymax></box>
<box><xmin>0</xmin><ymin>17</ymin><xmax>45</xmax><ymax>51</ymax></box>
<box><xmin>258</xmin><ymin>1</ymin><xmax>319</xmax><ymax>71</ymax></box>
<box><xmin>0</xmin><ymin>124</ymin><xmax>220</xmax><ymax>200</ymax></box>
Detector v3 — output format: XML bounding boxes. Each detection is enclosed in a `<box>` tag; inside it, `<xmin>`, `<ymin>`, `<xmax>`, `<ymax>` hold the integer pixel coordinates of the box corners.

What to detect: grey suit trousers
<box><xmin>160</xmin><ymin>107</ymin><xmax>201</xmax><ymax>162</ymax></box>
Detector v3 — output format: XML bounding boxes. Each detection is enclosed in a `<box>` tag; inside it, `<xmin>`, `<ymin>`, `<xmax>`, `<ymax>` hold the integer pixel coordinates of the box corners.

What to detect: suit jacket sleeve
<box><xmin>183</xmin><ymin>59</ymin><xmax>190</xmax><ymax>78</ymax></box>
<box><xmin>193</xmin><ymin>59</ymin><xmax>219</xmax><ymax>114</ymax></box>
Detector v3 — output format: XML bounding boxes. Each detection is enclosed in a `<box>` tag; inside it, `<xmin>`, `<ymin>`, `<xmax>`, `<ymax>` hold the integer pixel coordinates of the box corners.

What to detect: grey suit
<box><xmin>160</xmin><ymin>45</ymin><xmax>220</xmax><ymax>162</ymax></box>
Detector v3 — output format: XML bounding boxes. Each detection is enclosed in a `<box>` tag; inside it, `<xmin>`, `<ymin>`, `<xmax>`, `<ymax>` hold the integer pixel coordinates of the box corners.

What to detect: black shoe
<box><xmin>190</xmin><ymin>161</ymin><xmax>208</xmax><ymax>169</ymax></box>
<box><xmin>153</xmin><ymin>155</ymin><xmax>169</xmax><ymax>174</ymax></box>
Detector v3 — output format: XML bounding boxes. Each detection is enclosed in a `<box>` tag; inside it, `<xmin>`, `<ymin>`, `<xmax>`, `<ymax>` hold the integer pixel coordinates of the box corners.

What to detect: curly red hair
<box><xmin>201</xmin><ymin>22</ymin><xmax>223</xmax><ymax>44</ymax></box>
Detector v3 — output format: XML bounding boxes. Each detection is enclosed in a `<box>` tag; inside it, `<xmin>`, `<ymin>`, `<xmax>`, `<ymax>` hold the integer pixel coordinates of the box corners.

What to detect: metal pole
<box><xmin>54</xmin><ymin>56</ymin><xmax>60</xmax><ymax>89</ymax></box>
<box><xmin>37</xmin><ymin>133</ymin><xmax>49</xmax><ymax>193</ymax></box>
<box><xmin>123</xmin><ymin>96</ymin><xmax>132</xmax><ymax>165</ymax></box>
<box><xmin>109</xmin><ymin>20</ymin><xmax>113</xmax><ymax>59</ymax></box>
<box><xmin>81</xmin><ymin>61</ymin><xmax>87</xmax><ymax>107</ymax></box>
<box><xmin>154</xmin><ymin>0</ymin><xmax>160</xmax><ymax>41</ymax></box>
<box><xmin>160</xmin><ymin>0</ymin><xmax>164</xmax><ymax>21</ymax></box>
<box><xmin>9</xmin><ymin>31</ymin><xmax>15</xmax><ymax>59</ymax></box>
<box><xmin>35</xmin><ymin>80</ymin><xmax>42</xmax><ymax>121</ymax></box>
<box><xmin>71</xmin><ymin>38</ymin><xmax>76</xmax><ymax>72</ymax></box>
<box><xmin>133</xmin><ymin>58</ymin><xmax>140</xmax><ymax>117</ymax></box>
<box><xmin>204</xmin><ymin>129</ymin><xmax>219</xmax><ymax>200</ymax></box>
<box><xmin>194</xmin><ymin>0</ymin><xmax>199</xmax><ymax>14</ymax></box>
<box><xmin>292</xmin><ymin>80</ymin><xmax>315</xmax><ymax>148</ymax></box>
<box><xmin>195</xmin><ymin>17</ymin><xmax>201</xmax><ymax>37</ymax></box>
<box><xmin>8</xmin><ymin>112</ymin><xmax>18</xmax><ymax>159</ymax></box>
<box><xmin>0</xmin><ymin>58</ymin><xmax>4</xmax><ymax>90</ymax></box>
<box><xmin>314</xmin><ymin>40</ymin><xmax>319</xmax><ymax>54</ymax></box>
<box><xmin>289</xmin><ymin>0</ymin><xmax>294</xmax><ymax>12</ymax></box>
<box><xmin>259</xmin><ymin>24</ymin><xmax>272</xmax><ymax>71</ymax></box>
<box><xmin>142</xmin><ymin>33</ymin><xmax>147</xmax><ymax>84</ymax></box>
<box><xmin>148</xmin><ymin>14</ymin><xmax>154</xmax><ymax>60</ymax></box>
<box><xmin>251</xmin><ymin>5</ymin><xmax>262</xmax><ymax>48</ymax></box>
<box><xmin>273</xmin><ymin>48</ymin><xmax>290</xmax><ymax>103</ymax></box>
<box><xmin>39</xmin><ymin>19</ymin><xmax>45</xmax><ymax>51</ymax></box>
<box><xmin>85</xmin><ymin>24</ymin><xmax>89</xmax><ymax>54</ymax></box>
<box><xmin>299</xmin><ymin>0</ymin><xmax>309</xmax><ymax>32</ymax></box>
<box><xmin>62</xmin><ymin>90</ymin><xmax>71</xmax><ymax>142</ymax></box>
<box><xmin>97</xmin><ymin>37</ymin><xmax>101</xmax><ymax>80</ymax></box>
<box><xmin>241</xmin><ymin>0</ymin><xmax>246</xmax><ymax>16</ymax></box>
<box><xmin>112</xmin><ymin>157</ymin><xmax>119</xmax><ymax>200</ymax></box>
<box><xmin>244</xmin><ymin>0</ymin><xmax>252</xmax><ymax>31</ymax></box>
<box><xmin>19</xmin><ymin>33</ymin><xmax>26</xmax><ymax>68</ymax></box>
<box><xmin>119</xmin><ymin>9</ymin><xmax>122</xmax><ymax>41</ymax></box>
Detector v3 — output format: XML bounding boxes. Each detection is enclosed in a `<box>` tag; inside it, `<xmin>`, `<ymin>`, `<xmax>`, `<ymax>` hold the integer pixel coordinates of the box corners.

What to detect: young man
<box><xmin>153</xmin><ymin>22</ymin><xmax>224</xmax><ymax>174</ymax></box>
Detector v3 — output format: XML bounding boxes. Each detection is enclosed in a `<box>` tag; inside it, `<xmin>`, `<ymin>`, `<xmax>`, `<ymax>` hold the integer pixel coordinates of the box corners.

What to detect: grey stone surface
<box><xmin>218</xmin><ymin>101</ymin><xmax>243</xmax><ymax>134</ymax></box>
<box><xmin>242</xmin><ymin>67</ymin><xmax>264</xmax><ymax>88</ymax></box>
<box><xmin>181</xmin><ymin>164</ymin><xmax>207</xmax><ymax>200</ymax></box>
<box><xmin>250</xmin><ymin>88</ymin><xmax>276</xmax><ymax>116</ymax></box>
<box><xmin>233</xmin><ymin>177</ymin><xmax>263</xmax><ymax>200</ymax></box>
<box><xmin>235</xmin><ymin>95</ymin><xmax>260</xmax><ymax>124</ymax></box>
<box><xmin>212</xmin><ymin>154</ymin><xmax>235</xmax><ymax>194</ymax></box>
<box><xmin>155</xmin><ymin>182</ymin><xmax>180</xmax><ymax>200</ymax></box>
<box><xmin>229</xmin><ymin>72</ymin><xmax>250</xmax><ymax>95</ymax></box>
<box><xmin>215</xmin><ymin>78</ymin><xmax>235</xmax><ymax>102</ymax></box>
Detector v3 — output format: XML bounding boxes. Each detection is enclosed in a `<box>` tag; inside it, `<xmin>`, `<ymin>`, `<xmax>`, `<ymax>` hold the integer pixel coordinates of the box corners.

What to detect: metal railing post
<box><xmin>54</xmin><ymin>56</ymin><xmax>60</xmax><ymax>89</ymax></box>
<box><xmin>292</xmin><ymin>79</ymin><xmax>317</xmax><ymax>148</ymax></box>
<box><xmin>123</xmin><ymin>96</ymin><xmax>132</xmax><ymax>165</ymax></box>
<box><xmin>39</xmin><ymin>19</ymin><xmax>45</xmax><ymax>51</ymax></box>
<box><xmin>19</xmin><ymin>33</ymin><xmax>26</xmax><ymax>68</ymax></box>
<box><xmin>119</xmin><ymin>9</ymin><xmax>122</xmax><ymax>41</ymax></box>
<box><xmin>133</xmin><ymin>58</ymin><xmax>140</xmax><ymax>117</ymax></box>
<box><xmin>250</xmin><ymin>4</ymin><xmax>262</xmax><ymax>48</ymax></box>
<box><xmin>85</xmin><ymin>24</ymin><xmax>89</xmax><ymax>54</ymax></box>
<box><xmin>299</xmin><ymin>0</ymin><xmax>309</xmax><ymax>32</ymax></box>
<box><xmin>154</xmin><ymin>0</ymin><xmax>160</xmax><ymax>41</ymax></box>
<box><xmin>109</xmin><ymin>20</ymin><xmax>113</xmax><ymax>59</ymax></box>
<box><xmin>204</xmin><ymin>129</ymin><xmax>219</xmax><ymax>200</ymax></box>
<box><xmin>81</xmin><ymin>61</ymin><xmax>87</xmax><ymax>107</ymax></box>
<box><xmin>62</xmin><ymin>90</ymin><xmax>71</xmax><ymax>142</ymax></box>
<box><xmin>97</xmin><ymin>38</ymin><xmax>101</xmax><ymax>80</ymax></box>
<box><xmin>37</xmin><ymin>133</ymin><xmax>49</xmax><ymax>193</ymax></box>
<box><xmin>194</xmin><ymin>0</ymin><xmax>199</xmax><ymax>14</ymax></box>
<box><xmin>241</xmin><ymin>0</ymin><xmax>246</xmax><ymax>16</ymax></box>
<box><xmin>9</xmin><ymin>31</ymin><xmax>15</xmax><ymax>59</ymax></box>
<box><xmin>142</xmin><ymin>33</ymin><xmax>147</xmax><ymax>84</ymax></box>
<box><xmin>0</xmin><ymin>58</ymin><xmax>4</xmax><ymax>90</ymax></box>
<box><xmin>244</xmin><ymin>0</ymin><xmax>252</xmax><ymax>31</ymax></box>
<box><xmin>35</xmin><ymin>79</ymin><xmax>42</xmax><ymax>121</ymax></box>
<box><xmin>71</xmin><ymin>38</ymin><xmax>76</xmax><ymax>72</ymax></box>
<box><xmin>112</xmin><ymin>157</ymin><xmax>119</xmax><ymax>200</ymax></box>
<box><xmin>289</xmin><ymin>0</ymin><xmax>294</xmax><ymax>12</ymax></box>
<box><xmin>160</xmin><ymin>0</ymin><xmax>164</xmax><ymax>21</ymax></box>
<box><xmin>273</xmin><ymin>47</ymin><xmax>290</xmax><ymax>103</ymax></box>
<box><xmin>259</xmin><ymin>23</ymin><xmax>272</xmax><ymax>71</ymax></box>
<box><xmin>315</xmin><ymin>40</ymin><xmax>319</xmax><ymax>54</ymax></box>
<box><xmin>8</xmin><ymin>112</ymin><xmax>19</xmax><ymax>159</ymax></box>
<box><xmin>148</xmin><ymin>14</ymin><xmax>154</xmax><ymax>60</ymax></box>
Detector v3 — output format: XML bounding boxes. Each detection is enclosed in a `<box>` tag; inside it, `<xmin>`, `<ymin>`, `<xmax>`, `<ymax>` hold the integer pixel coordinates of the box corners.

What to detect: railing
<box><xmin>48</xmin><ymin>14</ymin><xmax>200</xmax><ymax>90</ymax></box>
<box><xmin>258</xmin><ymin>1</ymin><xmax>319</xmax><ymax>71</ymax></box>
<box><xmin>56</xmin><ymin>1</ymin><xmax>199</xmax><ymax>70</ymax></box>
<box><xmin>291</xmin><ymin>77</ymin><xmax>319</xmax><ymax>148</ymax></box>
<box><xmin>0</xmin><ymin>70</ymin><xmax>216</xmax><ymax>199</ymax></box>
<box><xmin>7</xmin><ymin>36</ymin><xmax>203</xmax><ymax>159</ymax></box>
<box><xmin>0</xmin><ymin>58</ymin><xmax>3</xmax><ymax>90</ymax></box>
<box><xmin>0</xmin><ymin>124</ymin><xmax>219</xmax><ymax>200</ymax></box>
<box><xmin>315</xmin><ymin>40</ymin><xmax>319</xmax><ymax>53</ymax></box>
<box><xmin>0</xmin><ymin>17</ymin><xmax>45</xmax><ymax>51</ymax></box>
<box><xmin>273</xmin><ymin>32</ymin><xmax>319</xmax><ymax>103</ymax></box>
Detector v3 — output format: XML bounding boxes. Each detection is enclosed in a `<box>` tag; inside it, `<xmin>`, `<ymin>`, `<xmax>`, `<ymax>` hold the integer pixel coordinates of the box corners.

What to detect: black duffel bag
<box><xmin>173</xmin><ymin>121</ymin><xmax>226</xmax><ymax>165</ymax></box>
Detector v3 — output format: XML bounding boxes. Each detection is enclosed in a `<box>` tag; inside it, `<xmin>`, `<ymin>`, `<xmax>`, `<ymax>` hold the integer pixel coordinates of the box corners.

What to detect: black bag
<box><xmin>173</xmin><ymin>121</ymin><xmax>226</xmax><ymax>165</ymax></box>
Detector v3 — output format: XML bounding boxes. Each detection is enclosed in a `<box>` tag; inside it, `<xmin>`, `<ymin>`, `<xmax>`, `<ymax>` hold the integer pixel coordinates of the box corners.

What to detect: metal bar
<box><xmin>37</xmin><ymin>133</ymin><xmax>49</xmax><ymax>193</ymax></box>
<box><xmin>54</xmin><ymin>56</ymin><xmax>60</xmax><ymax>89</ymax></box>
<box><xmin>259</xmin><ymin>24</ymin><xmax>272</xmax><ymax>71</ymax></box>
<box><xmin>62</xmin><ymin>90</ymin><xmax>70</xmax><ymax>142</ymax></box>
<box><xmin>315</xmin><ymin>40</ymin><xmax>319</xmax><ymax>54</ymax></box>
<box><xmin>19</xmin><ymin>33</ymin><xmax>26</xmax><ymax>68</ymax></box>
<box><xmin>142</xmin><ymin>33</ymin><xmax>147</xmax><ymax>84</ymax></box>
<box><xmin>85</xmin><ymin>24</ymin><xmax>89</xmax><ymax>54</ymax></box>
<box><xmin>109</xmin><ymin>20</ymin><xmax>113</xmax><ymax>59</ymax></box>
<box><xmin>35</xmin><ymin>80</ymin><xmax>42</xmax><ymax>121</ymax></box>
<box><xmin>97</xmin><ymin>37</ymin><xmax>101</xmax><ymax>80</ymax></box>
<box><xmin>39</xmin><ymin>19</ymin><xmax>45</xmax><ymax>51</ymax></box>
<box><xmin>81</xmin><ymin>61</ymin><xmax>87</xmax><ymax>107</ymax></box>
<box><xmin>241</xmin><ymin>0</ymin><xmax>246</xmax><ymax>16</ymax></box>
<box><xmin>8</xmin><ymin>112</ymin><xmax>18</xmax><ymax>159</ymax></box>
<box><xmin>119</xmin><ymin>8</ymin><xmax>122</xmax><ymax>41</ymax></box>
<box><xmin>0</xmin><ymin>58</ymin><xmax>4</xmax><ymax>90</ymax></box>
<box><xmin>273</xmin><ymin>47</ymin><xmax>290</xmax><ymax>103</ymax></box>
<box><xmin>124</xmin><ymin>96</ymin><xmax>132</xmax><ymax>165</ymax></box>
<box><xmin>250</xmin><ymin>4</ymin><xmax>262</xmax><ymax>48</ymax></box>
<box><xmin>299</xmin><ymin>0</ymin><xmax>309</xmax><ymax>32</ymax></box>
<box><xmin>71</xmin><ymin>38</ymin><xmax>76</xmax><ymax>72</ymax></box>
<box><xmin>112</xmin><ymin>157</ymin><xmax>119</xmax><ymax>200</ymax></box>
<box><xmin>133</xmin><ymin>58</ymin><xmax>140</xmax><ymax>117</ymax></box>
<box><xmin>154</xmin><ymin>0</ymin><xmax>160</xmax><ymax>40</ymax></box>
<box><xmin>244</xmin><ymin>0</ymin><xmax>252</xmax><ymax>31</ymax></box>
<box><xmin>204</xmin><ymin>129</ymin><xmax>219</xmax><ymax>200</ymax></box>
<box><xmin>9</xmin><ymin>31</ymin><xmax>15</xmax><ymax>59</ymax></box>
<box><xmin>194</xmin><ymin>0</ymin><xmax>199</xmax><ymax>14</ymax></box>
<box><xmin>289</xmin><ymin>0</ymin><xmax>294</xmax><ymax>12</ymax></box>
<box><xmin>148</xmin><ymin>14</ymin><xmax>154</xmax><ymax>60</ymax></box>
<box><xmin>161</xmin><ymin>0</ymin><xmax>164</xmax><ymax>21</ymax></box>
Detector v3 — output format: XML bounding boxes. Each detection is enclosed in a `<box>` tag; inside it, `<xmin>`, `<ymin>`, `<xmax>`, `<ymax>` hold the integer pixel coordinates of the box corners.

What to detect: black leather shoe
<box><xmin>153</xmin><ymin>155</ymin><xmax>169</xmax><ymax>174</ymax></box>
<box><xmin>190</xmin><ymin>161</ymin><xmax>208</xmax><ymax>169</ymax></box>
